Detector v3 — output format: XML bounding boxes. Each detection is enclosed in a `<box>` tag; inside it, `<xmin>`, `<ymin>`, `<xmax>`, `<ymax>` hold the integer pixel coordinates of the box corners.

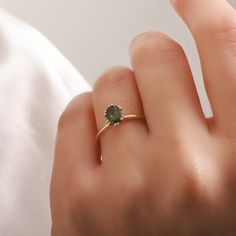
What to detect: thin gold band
<box><xmin>96</xmin><ymin>114</ymin><xmax>145</xmax><ymax>143</ymax></box>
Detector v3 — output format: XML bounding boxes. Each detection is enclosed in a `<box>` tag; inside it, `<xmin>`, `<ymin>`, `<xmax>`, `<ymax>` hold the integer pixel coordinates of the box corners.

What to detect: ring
<box><xmin>96</xmin><ymin>104</ymin><xmax>146</xmax><ymax>143</ymax></box>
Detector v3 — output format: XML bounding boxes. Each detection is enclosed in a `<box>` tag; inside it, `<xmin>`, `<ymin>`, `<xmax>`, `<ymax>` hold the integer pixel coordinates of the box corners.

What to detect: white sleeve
<box><xmin>0</xmin><ymin>8</ymin><xmax>91</xmax><ymax>236</ymax></box>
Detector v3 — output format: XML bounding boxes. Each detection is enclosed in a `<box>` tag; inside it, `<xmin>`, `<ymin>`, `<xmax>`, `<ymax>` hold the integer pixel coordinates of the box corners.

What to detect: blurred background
<box><xmin>0</xmin><ymin>0</ymin><xmax>235</xmax><ymax>116</ymax></box>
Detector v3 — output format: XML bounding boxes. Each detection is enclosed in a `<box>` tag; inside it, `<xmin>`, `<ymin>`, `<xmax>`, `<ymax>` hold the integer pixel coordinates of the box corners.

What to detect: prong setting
<box><xmin>104</xmin><ymin>104</ymin><xmax>123</xmax><ymax>126</ymax></box>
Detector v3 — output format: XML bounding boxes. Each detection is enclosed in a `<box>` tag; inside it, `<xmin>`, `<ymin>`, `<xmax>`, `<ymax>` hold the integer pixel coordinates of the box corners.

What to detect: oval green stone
<box><xmin>105</xmin><ymin>105</ymin><xmax>122</xmax><ymax>124</ymax></box>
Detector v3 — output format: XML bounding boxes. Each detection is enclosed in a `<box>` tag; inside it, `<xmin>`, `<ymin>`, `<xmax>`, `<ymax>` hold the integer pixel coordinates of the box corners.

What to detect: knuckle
<box><xmin>156</xmin><ymin>136</ymin><xmax>208</xmax><ymax>207</ymax></box>
<box><xmin>202</xmin><ymin>16</ymin><xmax>236</xmax><ymax>58</ymax></box>
<box><xmin>194</xmin><ymin>11</ymin><xmax>236</xmax><ymax>39</ymax></box>
<box><xmin>176</xmin><ymin>170</ymin><xmax>212</xmax><ymax>214</ymax></box>
<box><xmin>58</xmin><ymin>92</ymin><xmax>92</xmax><ymax>130</ymax></box>
<box><xmin>181</xmin><ymin>172</ymin><xmax>203</xmax><ymax>204</ymax></box>
<box><xmin>93</xmin><ymin>66</ymin><xmax>134</xmax><ymax>91</ymax></box>
<box><xmin>217</xmin><ymin>21</ymin><xmax>236</xmax><ymax>56</ymax></box>
<box><xmin>130</xmin><ymin>31</ymin><xmax>184</xmax><ymax>66</ymax></box>
<box><xmin>169</xmin><ymin>146</ymin><xmax>212</xmax><ymax>210</ymax></box>
<box><xmin>174</xmin><ymin>0</ymin><xmax>236</xmax><ymax>38</ymax></box>
<box><xmin>74</xmin><ymin>178</ymin><xmax>96</xmax><ymax>202</ymax></box>
<box><xmin>65</xmin><ymin>186</ymin><xmax>97</xmax><ymax>224</ymax></box>
<box><xmin>67</xmin><ymin>173</ymin><xmax>98</xmax><ymax>211</ymax></box>
<box><xmin>121</xmin><ymin>173</ymin><xmax>146</xmax><ymax>199</ymax></box>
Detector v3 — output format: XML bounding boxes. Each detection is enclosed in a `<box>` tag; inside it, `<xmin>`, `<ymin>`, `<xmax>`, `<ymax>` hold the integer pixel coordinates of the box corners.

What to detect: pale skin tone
<box><xmin>50</xmin><ymin>0</ymin><xmax>236</xmax><ymax>235</ymax></box>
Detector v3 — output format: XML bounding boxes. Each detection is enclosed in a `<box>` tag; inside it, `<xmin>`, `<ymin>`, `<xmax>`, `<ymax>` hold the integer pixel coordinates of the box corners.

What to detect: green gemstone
<box><xmin>105</xmin><ymin>105</ymin><xmax>122</xmax><ymax>125</ymax></box>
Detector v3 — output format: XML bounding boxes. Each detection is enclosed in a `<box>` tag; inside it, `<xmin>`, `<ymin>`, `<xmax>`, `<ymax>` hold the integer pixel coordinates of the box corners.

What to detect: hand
<box><xmin>50</xmin><ymin>0</ymin><xmax>236</xmax><ymax>235</ymax></box>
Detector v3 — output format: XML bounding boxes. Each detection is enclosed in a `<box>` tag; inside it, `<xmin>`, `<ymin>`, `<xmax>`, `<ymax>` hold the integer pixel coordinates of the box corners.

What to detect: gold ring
<box><xmin>96</xmin><ymin>104</ymin><xmax>145</xmax><ymax>143</ymax></box>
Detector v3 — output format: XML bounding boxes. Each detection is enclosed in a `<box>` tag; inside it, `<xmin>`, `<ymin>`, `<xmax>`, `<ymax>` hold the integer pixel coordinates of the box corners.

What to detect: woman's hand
<box><xmin>50</xmin><ymin>0</ymin><xmax>236</xmax><ymax>235</ymax></box>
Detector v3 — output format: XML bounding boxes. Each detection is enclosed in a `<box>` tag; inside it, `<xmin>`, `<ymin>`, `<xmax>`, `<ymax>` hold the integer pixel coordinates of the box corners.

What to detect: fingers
<box><xmin>130</xmin><ymin>31</ymin><xmax>206</xmax><ymax>137</ymax></box>
<box><xmin>53</xmin><ymin>93</ymin><xmax>100</xmax><ymax>176</ymax></box>
<box><xmin>51</xmin><ymin>93</ymin><xmax>101</xmax><ymax>231</ymax></box>
<box><xmin>171</xmin><ymin>0</ymin><xmax>236</xmax><ymax>133</ymax></box>
<box><xmin>170</xmin><ymin>0</ymin><xmax>235</xmax><ymax>34</ymax></box>
<box><xmin>93</xmin><ymin>67</ymin><xmax>148</xmax><ymax>162</ymax></box>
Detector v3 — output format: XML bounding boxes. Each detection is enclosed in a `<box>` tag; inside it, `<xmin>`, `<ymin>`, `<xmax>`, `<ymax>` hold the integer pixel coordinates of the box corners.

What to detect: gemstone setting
<box><xmin>105</xmin><ymin>105</ymin><xmax>123</xmax><ymax>125</ymax></box>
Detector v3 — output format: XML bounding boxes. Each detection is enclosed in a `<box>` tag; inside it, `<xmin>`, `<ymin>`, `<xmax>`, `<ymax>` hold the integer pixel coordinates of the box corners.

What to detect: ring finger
<box><xmin>93</xmin><ymin>66</ymin><xmax>148</xmax><ymax>163</ymax></box>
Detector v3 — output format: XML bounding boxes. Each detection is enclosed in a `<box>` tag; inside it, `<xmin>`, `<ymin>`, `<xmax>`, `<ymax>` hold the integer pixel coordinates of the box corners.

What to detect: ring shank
<box><xmin>96</xmin><ymin>114</ymin><xmax>145</xmax><ymax>143</ymax></box>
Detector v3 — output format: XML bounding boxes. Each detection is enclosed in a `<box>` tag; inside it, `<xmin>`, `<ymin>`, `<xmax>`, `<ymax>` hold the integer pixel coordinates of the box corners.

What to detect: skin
<box><xmin>50</xmin><ymin>0</ymin><xmax>236</xmax><ymax>235</ymax></box>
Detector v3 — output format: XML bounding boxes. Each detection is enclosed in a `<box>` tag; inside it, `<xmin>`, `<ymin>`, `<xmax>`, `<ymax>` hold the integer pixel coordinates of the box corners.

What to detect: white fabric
<box><xmin>0</xmin><ymin>8</ymin><xmax>91</xmax><ymax>236</ymax></box>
